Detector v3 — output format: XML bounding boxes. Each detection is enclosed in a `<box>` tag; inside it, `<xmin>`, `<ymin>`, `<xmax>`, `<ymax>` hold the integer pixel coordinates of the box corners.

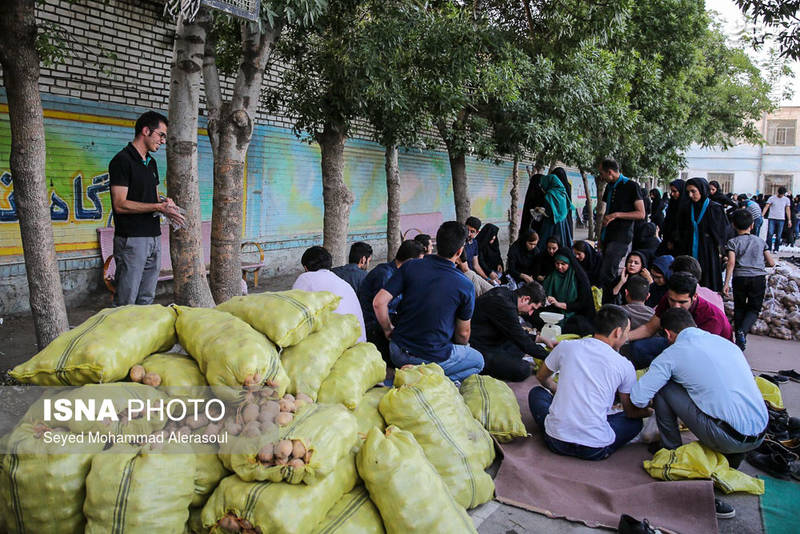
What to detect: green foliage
<box><xmin>735</xmin><ymin>0</ymin><xmax>800</xmax><ymax>60</ymax></box>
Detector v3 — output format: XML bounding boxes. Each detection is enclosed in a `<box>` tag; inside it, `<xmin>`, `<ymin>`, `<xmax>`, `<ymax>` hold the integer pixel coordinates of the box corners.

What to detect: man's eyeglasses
<box><xmin>149</xmin><ymin>129</ymin><xmax>167</xmax><ymax>141</ymax></box>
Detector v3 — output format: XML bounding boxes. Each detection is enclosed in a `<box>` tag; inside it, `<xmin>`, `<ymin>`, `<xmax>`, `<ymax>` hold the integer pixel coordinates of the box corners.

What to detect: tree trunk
<box><xmin>385</xmin><ymin>144</ymin><xmax>401</xmax><ymax>261</ymax></box>
<box><xmin>0</xmin><ymin>0</ymin><xmax>68</xmax><ymax>349</ymax></box>
<box><xmin>509</xmin><ymin>155</ymin><xmax>520</xmax><ymax>242</ymax></box>
<box><xmin>318</xmin><ymin>123</ymin><xmax>354</xmax><ymax>267</ymax></box>
<box><xmin>593</xmin><ymin>176</ymin><xmax>607</xmax><ymax>242</ymax></box>
<box><xmin>166</xmin><ymin>11</ymin><xmax>214</xmax><ymax>307</ymax></box>
<box><xmin>437</xmin><ymin>120</ymin><xmax>470</xmax><ymax>223</ymax></box>
<box><xmin>580</xmin><ymin>167</ymin><xmax>594</xmax><ymax>238</ymax></box>
<box><xmin>203</xmin><ymin>21</ymin><xmax>281</xmax><ymax>304</ymax></box>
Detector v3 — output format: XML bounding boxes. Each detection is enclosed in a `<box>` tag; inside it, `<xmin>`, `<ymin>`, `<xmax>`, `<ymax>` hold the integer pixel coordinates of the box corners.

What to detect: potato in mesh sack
<box><xmin>216</xmin><ymin>290</ymin><xmax>340</xmax><ymax>347</ymax></box>
<box><xmin>280</xmin><ymin>313</ymin><xmax>362</xmax><ymax>400</ymax></box>
<box><xmin>0</xmin><ymin>422</ymin><xmax>105</xmax><ymax>534</ymax></box>
<box><xmin>460</xmin><ymin>374</ymin><xmax>527</xmax><ymax>443</ymax></box>
<box><xmin>356</xmin><ymin>426</ymin><xmax>477</xmax><ymax>533</ymax></box>
<box><xmin>311</xmin><ymin>485</ymin><xmax>385</xmax><ymax>534</ymax></box>
<box><xmin>379</xmin><ymin>368</ymin><xmax>495</xmax><ymax>509</ymax></box>
<box><xmin>10</xmin><ymin>305</ymin><xmax>176</xmax><ymax>385</ymax></box>
<box><xmin>218</xmin><ymin>403</ymin><xmax>357</xmax><ymax>485</ymax></box>
<box><xmin>84</xmin><ymin>442</ymin><xmax>196</xmax><ymax>534</ymax></box>
<box><xmin>317</xmin><ymin>343</ymin><xmax>386</xmax><ymax>409</ymax></box>
<box><xmin>201</xmin><ymin>454</ymin><xmax>358</xmax><ymax>533</ymax></box>
<box><xmin>138</xmin><ymin>352</ymin><xmax>209</xmax><ymax>396</ymax></box>
<box><xmin>174</xmin><ymin>306</ymin><xmax>289</xmax><ymax>401</ymax></box>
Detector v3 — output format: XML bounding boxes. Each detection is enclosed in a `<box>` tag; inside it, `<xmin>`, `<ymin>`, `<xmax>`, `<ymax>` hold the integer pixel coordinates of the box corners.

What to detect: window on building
<box><xmin>764</xmin><ymin>174</ymin><xmax>792</xmax><ymax>196</ymax></box>
<box><xmin>680</xmin><ymin>171</ymin><xmax>688</xmax><ymax>181</ymax></box>
<box><xmin>707</xmin><ymin>173</ymin><xmax>734</xmax><ymax>194</ymax></box>
<box><xmin>766</xmin><ymin>120</ymin><xmax>796</xmax><ymax>146</ymax></box>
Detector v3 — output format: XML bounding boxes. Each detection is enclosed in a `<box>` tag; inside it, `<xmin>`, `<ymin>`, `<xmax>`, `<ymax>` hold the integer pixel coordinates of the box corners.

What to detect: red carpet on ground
<box><xmin>493</xmin><ymin>375</ymin><xmax>718</xmax><ymax>534</ymax></box>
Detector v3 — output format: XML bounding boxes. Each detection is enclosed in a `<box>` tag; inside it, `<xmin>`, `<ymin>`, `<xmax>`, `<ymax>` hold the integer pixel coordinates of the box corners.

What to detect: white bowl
<box><xmin>540</xmin><ymin>311</ymin><xmax>564</xmax><ymax>324</ymax></box>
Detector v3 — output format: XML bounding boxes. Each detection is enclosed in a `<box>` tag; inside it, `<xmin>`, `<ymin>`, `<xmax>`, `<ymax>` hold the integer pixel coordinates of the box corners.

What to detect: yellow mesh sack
<box><xmin>311</xmin><ymin>485</ymin><xmax>385</xmax><ymax>534</ymax></box>
<box><xmin>317</xmin><ymin>343</ymin><xmax>387</xmax><ymax>409</ymax></box>
<box><xmin>460</xmin><ymin>374</ymin><xmax>527</xmax><ymax>443</ymax></box>
<box><xmin>141</xmin><ymin>352</ymin><xmax>208</xmax><ymax>391</ymax></box>
<box><xmin>10</xmin><ymin>305</ymin><xmax>176</xmax><ymax>385</ymax></box>
<box><xmin>354</xmin><ymin>388</ymin><xmax>388</xmax><ymax>441</ymax></box>
<box><xmin>356</xmin><ymin>426</ymin><xmax>477</xmax><ymax>533</ymax></box>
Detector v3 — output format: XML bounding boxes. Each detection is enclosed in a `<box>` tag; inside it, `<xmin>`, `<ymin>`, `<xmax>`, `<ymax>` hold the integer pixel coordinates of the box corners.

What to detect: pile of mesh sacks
<box><xmin>724</xmin><ymin>263</ymin><xmax>800</xmax><ymax>341</ymax></box>
<box><xmin>0</xmin><ymin>290</ymin><xmax>527</xmax><ymax>534</ymax></box>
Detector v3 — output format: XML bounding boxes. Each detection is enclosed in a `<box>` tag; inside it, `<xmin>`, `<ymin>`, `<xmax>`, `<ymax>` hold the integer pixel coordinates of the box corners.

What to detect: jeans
<box><xmin>752</xmin><ymin>217</ymin><xmax>763</xmax><ymax>239</ymax></box>
<box><xmin>732</xmin><ymin>275</ymin><xmax>766</xmax><ymax>337</ymax></box>
<box><xmin>767</xmin><ymin>219</ymin><xmax>785</xmax><ymax>252</ymax></box>
<box><xmin>653</xmin><ymin>381</ymin><xmax>764</xmax><ymax>458</ymax></box>
<box><xmin>113</xmin><ymin>235</ymin><xmax>160</xmax><ymax>306</ymax></box>
<box><xmin>528</xmin><ymin>386</ymin><xmax>643</xmax><ymax>461</ymax></box>
<box><xmin>625</xmin><ymin>336</ymin><xmax>670</xmax><ymax>370</ymax></box>
<box><xmin>389</xmin><ymin>341</ymin><xmax>484</xmax><ymax>383</ymax></box>
<box><xmin>597</xmin><ymin>240</ymin><xmax>630</xmax><ymax>287</ymax></box>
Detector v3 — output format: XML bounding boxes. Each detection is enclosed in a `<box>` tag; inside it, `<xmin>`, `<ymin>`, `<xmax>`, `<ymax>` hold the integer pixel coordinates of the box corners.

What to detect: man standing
<box><xmin>470</xmin><ymin>282</ymin><xmax>552</xmax><ymax>381</ymax></box>
<box><xmin>109</xmin><ymin>111</ymin><xmax>184</xmax><ymax>306</ymax></box>
<box><xmin>332</xmin><ymin>241</ymin><xmax>373</xmax><ymax>292</ymax></box>
<box><xmin>373</xmin><ymin>221</ymin><xmax>484</xmax><ymax>383</ymax></box>
<box><xmin>596</xmin><ymin>159</ymin><xmax>645</xmax><ymax>286</ymax></box>
<box><xmin>529</xmin><ymin>305</ymin><xmax>652</xmax><ymax>460</ymax></box>
<box><xmin>763</xmin><ymin>187</ymin><xmax>792</xmax><ymax>252</ymax></box>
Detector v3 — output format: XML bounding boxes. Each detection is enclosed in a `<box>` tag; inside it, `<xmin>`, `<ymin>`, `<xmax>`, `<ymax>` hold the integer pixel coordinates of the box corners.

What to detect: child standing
<box><xmin>723</xmin><ymin>209</ymin><xmax>775</xmax><ymax>351</ymax></box>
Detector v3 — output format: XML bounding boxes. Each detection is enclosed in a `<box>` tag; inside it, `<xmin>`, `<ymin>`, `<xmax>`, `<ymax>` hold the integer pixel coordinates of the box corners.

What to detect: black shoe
<box><xmin>735</xmin><ymin>331</ymin><xmax>746</xmax><ymax>351</ymax></box>
<box><xmin>647</xmin><ymin>441</ymin><xmax>664</xmax><ymax>455</ymax></box>
<box><xmin>618</xmin><ymin>514</ymin><xmax>661</xmax><ymax>533</ymax></box>
<box><xmin>746</xmin><ymin>451</ymin><xmax>797</xmax><ymax>480</ymax></box>
<box><xmin>760</xmin><ymin>373</ymin><xmax>790</xmax><ymax>385</ymax></box>
<box><xmin>778</xmin><ymin>369</ymin><xmax>800</xmax><ymax>382</ymax></box>
<box><xmin>715</xmin><ymin>499</ymin><xmax>735</xmax><ymax>519</ymax></box>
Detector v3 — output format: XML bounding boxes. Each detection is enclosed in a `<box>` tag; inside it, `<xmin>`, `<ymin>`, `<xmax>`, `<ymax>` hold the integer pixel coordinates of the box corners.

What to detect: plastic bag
<box><xmin>281</xmin><ymin>313</ymin><xmax>362</xmax><ymax>400</ymax></box>
<box><xmin>201</xmin><ymin>455</ymin><xmax>358</xmax><ymax>533</ymax></box>
<box><xmin>356</xmin><ymin>426</ymin><xmax>477</xmax><ymax>533</ymax></box>
<box><xmin>644</xmin><ymin>441</ymin><xmax>764</xmax><ymax>495</ymax></box>
<box><xmin>84</xmin><ymin>443</ymin><xmax>196</xmax><ymax>534</ymax></box>
<box><xmin>459</xmin><ymin>375</ymin><xmax>527</xmax><ymax>443</ymax></box>
<box><xmin>379</xmin><ymin>370</ymin><xmax>495</xmax><ymax>509</ymax></box>
<box><xmin>311</xmin><ymin>485</ymin><xmax>385</xmax><ymax>534</ymax></box>
<box><xmin>0</xmin><ymin>423</ymin><xmax>105</xmax><ymax>534</ymax></box>
<box><xmin>755</xmin><ymin>376</ymin><xmax>784</xmax><ymax>410</ymax></box>
<box><xmin>317</xmin><ymin>343</ymin><xmax>387</xmax><ymax>409</ymax></box>
<box><xmin>353</xmin><ymin>388</ymin><xmax>388</xmax><ymax>441</ymax></box>
<box><xmin>216</xmin><ymin>290</ymin><xmax>340</xmax><ymax>347</ymax></box>
<box><xmin>391</xmin><ymin>362</ymin><xmax>445</xmax><ymax>387</ymax></box>
<box><xmin>174</xmin><ymin>306</ymin><xmax>289</xmax><ymax>401</ymax></box>
<box><xmin>218</xmin><ymin>403</ymin><xmax>357</xmax><ymax>485</ymax></box>
<box><xmin>10</xmin><ymin>305</ymin><xmax>176</xmax><ymax>385</ymax></box>
<box><xmin>141</xmin><ymin>352</ymin><xmax>208</xmax><ymax>392</ymax></box>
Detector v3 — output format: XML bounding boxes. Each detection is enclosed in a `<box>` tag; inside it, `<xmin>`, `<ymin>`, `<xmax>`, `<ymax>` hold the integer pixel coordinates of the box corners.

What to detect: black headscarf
<box><xmin>573</xmin><ymin>240</ymin><xmax>603</xmax><ymax>286</ymax></box>
<box><xmin>538</xmin><ymin>236</ymin><xmax>562</xmax><ymax>279</ymax></box>
<box><xmin>659</xmin><ymin>178</ymin><xmax>688</xmax><ymax>253</ymax></box>
<box><xmin>520</xmin><ymin>173</ymin><xmax>546</xmax><ymax>234</ymax></box>
<box><xmin>708</xmin><ymin>180</ymin><xmax>738</xmax><ymax>210</ymax></box>
<box><xmin>476</xmin><ymin>223</ymin><xmax>503</xmax><ymax>275</ymax></box>
<box><xmin>633</xmin><ymin>222</ymin><xmax>661</xmax><ymax>264</ymax></box>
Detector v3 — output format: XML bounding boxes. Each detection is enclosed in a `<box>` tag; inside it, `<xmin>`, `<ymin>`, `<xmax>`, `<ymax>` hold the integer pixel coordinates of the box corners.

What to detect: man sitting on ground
<box><xmin>456</xmin><ymin>250</ymin><xmax>494</xmax><ymax>297</ymax></box>
<box><xmin>631</xmin><ymin>307</ymin><xmax>767</xmax><ymax>519</ymax></box>
<box><xmin>292</xmin><ymin>246</ymin><xmax>366</xmax><ymax>342</ymax></box>
<box><xmin>413</xmin><ymin>233</ymin><xmax>434</xmax><ymax>255</ymax></box>
<box><xmin>625</xmin><ymin>272</ymin><xmax>732</xmax><ymax>369</ymax></box>
<box><xmin>331</xmin><ymin>241</ymin><xmax>373</xmax><ymax>292</ymax></box>
<box><xmin>622</xmin><ymin>275</ymin><xmax>655</xmax><ymax>330</ymax></box>
<box><xmin>373</xmin><ymin>221</ymin><xmax>484</xmax><ymax>383</ymax></box>
<box><xmin>529</xmin><ymin>305</ymin><xmax>652</xmax><ymax>460</ymax></box>
<box><xmin>465</xmin><ymin>216</ymin><xmax>491</xmax><ymax>280</ymax></box>
<box><xmin>470</xmin><ymin>282</ymin><xmax>553</xmax><ymax>382</ymax></box>
<box><xmin>357</xmin><ymin>240</ymin><xmax>425</xmax><ymax>363</ymax></box>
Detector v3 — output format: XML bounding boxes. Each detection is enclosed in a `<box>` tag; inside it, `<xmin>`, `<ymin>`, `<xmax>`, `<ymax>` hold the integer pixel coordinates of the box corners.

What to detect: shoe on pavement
<box><xmin>777</xmin><ymin>369</ymin><xmax>800</xmax><ymax>382</ymax></box>
<box><xmin>618</xmin><ymin>514</ymin><xmax>662</xmax><ymax>534</ymax></box>
<box><xmin>746</xmin><ymin>451</ymin><xmax>797</xmax><ymax>480</ymax></box>
<box><xmin>735</xmin><ymin>330</ymin><xmax>746</xmax><ymax>351</ymax></box>
<box><xmin>759</xmin><ymin>373</ymin><xmax>790</xmax><ymax>385</ymax></box>
<box><xmin>715</xmin><ymin>499</ymin><xmax>735</xmax><ymax>519</ymax></box>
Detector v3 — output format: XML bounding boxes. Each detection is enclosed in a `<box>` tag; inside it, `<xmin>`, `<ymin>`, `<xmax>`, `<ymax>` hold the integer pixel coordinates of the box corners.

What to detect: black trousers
<box><xmin>477</xmin><ymin>341</ymin><xmax>546</xmax><ymax>382</ymax></box>
<box><xmin>366</xmin><ymin>324</ymin><xmax>393</xmax><ymax>368</ymax></box>
<box><xmin>732</xmin><ymin>275</ymin><xmax>766</xmax><ymax>336</ymax></box>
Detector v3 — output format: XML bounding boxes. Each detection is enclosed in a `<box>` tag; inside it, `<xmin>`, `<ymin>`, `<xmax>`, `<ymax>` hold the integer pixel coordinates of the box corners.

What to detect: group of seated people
<box><xmin>292</xmin><ymin>220</ymin><xmax>768</xmax><ymax>518</ymax></box>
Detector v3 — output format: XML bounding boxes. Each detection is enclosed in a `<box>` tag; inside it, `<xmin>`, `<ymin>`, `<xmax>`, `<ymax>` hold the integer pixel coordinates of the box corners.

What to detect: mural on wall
<box><xmin>0</xmin><ymin>101</ymin><xmax>518</xmax><ymax>258</ymax></box>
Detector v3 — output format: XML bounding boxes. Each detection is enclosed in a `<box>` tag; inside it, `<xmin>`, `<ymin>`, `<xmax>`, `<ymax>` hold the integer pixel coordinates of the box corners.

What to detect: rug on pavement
<box><xmin>760</xmin><ymin>475</ymin><xmax>799</xmax><ymax>534</ymax></box>
<box><xmin>493</xmin><ymin>375</ymin><xmax>718</xmax><ymax>534</ymax></box>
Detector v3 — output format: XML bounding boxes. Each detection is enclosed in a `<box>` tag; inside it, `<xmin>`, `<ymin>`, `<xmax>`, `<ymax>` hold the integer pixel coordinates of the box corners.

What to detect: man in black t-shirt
<box><xmin>108</xmin><ymin>111</ymin><xmax>184</xmax><ymax>306</ymax></box>
<box><xmin>597</xmin><ymin>159</ymin><xmax>645</xmax><ymax>286</ymax></box>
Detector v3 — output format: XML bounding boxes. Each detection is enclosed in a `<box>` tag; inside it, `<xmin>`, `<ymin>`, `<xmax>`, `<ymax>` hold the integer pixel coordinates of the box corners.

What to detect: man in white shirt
<box><xmin>762</xmin><ymin>187</ymin><xmax>792</xmax><ymax>252</ymax></box>
<box><xmin>530</xmin><ymin>305</ymin><xmax>652</xmax><ymax>460</ymax></box>
<box><xmin>292</xmin><ymin>246</ymin><xmax>366</xmax><ymax>342</ymax></box>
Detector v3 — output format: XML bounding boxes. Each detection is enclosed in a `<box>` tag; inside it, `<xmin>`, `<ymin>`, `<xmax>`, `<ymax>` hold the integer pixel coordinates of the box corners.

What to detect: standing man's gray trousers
<box><xmin>113</xmin><ymin>235</ymin><xmax>160</xmax><ymax>306</ymax></box>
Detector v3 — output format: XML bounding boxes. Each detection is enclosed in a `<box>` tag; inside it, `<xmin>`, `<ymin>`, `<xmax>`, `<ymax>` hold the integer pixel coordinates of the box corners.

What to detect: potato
<box><xmin>241</xmin><ymin>422</ymin><xmax>261</xmax><ymax>438</ymax></box>
<box><xmin>288</xmin><ymin>458</ymin><xmax>305</xmax><ymax>469</ymax></box>
<box><xmin>291</xmin><ymin>440</ymin><xmax>306</xmax><ymax>459</ymax></box>
<box><xmin>242</xmin><ymin>404</ymin><xmax>260</xmax><ymax>424</ymax></box>
<box><xmin>224</xmin><ymin>420</ymin><xmax>242</xmax><ymax>436</ymax></box>
<box><xmin>129</xmin><ymin>365</ymin><xmax>146</xmax><ymax>383</ymax></box>
<box><xmin>274</xmin><ymin>439</ymin><xmax>293</xmax><ymax>459</ymax></box>
<box><xmin>275</xmin><ymin>412</ymin><xmax>293</xmax><ymax>426</ymax></box>
<box><xmin>257</xmin><ymin>445</ymin><xmax>274</xmax><ymax>464</ymax></box>
<box><xmin>278</xmin><ymin>398</ymin><xmax>295</xmax><ymax>413</ymax></box>
<box><xmin>295</xmin><ymin>392</ymin><xmax>313</xmax><ymax>404</ymax></box>
<box><xmin>187</xmin><ymin>413</ymin><xmax>209</xmax><ymax>430</ymax></box>
<box><xmin>218</xmin><ymin>515</ymin><xmax>240</xmax><ymax>531</ymax></box>
<box><xmin>142</xmin><ymin>372</ymin><xmax>162</xmax><ymax>387</ymax></box>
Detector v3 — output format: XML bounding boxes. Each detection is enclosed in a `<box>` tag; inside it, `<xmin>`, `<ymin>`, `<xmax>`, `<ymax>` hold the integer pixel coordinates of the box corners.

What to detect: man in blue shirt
<box><xmin>464</xmin><ymin>216</ymin><xmax>490</xmax><ymax>280</ymax></box>
<box><xmin>332</xmin><ymin>241</ymin><xmax>373</xmax><ymax>292</ymax></box>
<box><xmin>358</xmin><ymin>239</ymin><xmax>425</xmax><ymax>363</ymax></box>
<box><xmin>631</xmin><ymin>307</ymin><xmax>767</xmax><ymax>464</ymax></box>
<box><xmin>373</xmin><ymin>221</ymin><xmax>484</xmax><ymax>383</ymax></box>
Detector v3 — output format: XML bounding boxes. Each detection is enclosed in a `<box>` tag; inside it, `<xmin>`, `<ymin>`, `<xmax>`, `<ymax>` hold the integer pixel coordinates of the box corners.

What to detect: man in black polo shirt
<box><xmin>470</xmin><ymin>282</ymin><xmax>553</xmax><ymax>381</ymax></box>
<box><xmin>108</xmin><ymin>111</ymin><xmax>184</xmax><ymax>306</ymax></box>
<box><xmin>597</xmin><ymin>158</ymin><xmax>645</xmax><ymax>286</ymax></box>
<box><xmin>373</xmin><ymin>221</ymin><xmax>483</xmax><ymax>383</ymax></box>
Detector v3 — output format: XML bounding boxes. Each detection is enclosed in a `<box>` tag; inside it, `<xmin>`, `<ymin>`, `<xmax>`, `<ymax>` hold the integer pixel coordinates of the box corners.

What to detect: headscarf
<box><xmin>661</xmin><ymin>178</ymin><xmax>688</xmax><ymax>248</ymax></box>
<box><xmin>573</xmin><ymin>240</ymin><xmax>602</xmax><ymax>286</ymax></box>
<box><xmin>708</xmin><ymin>180</ymin><xmax>738</xmax><ymax>210</ymax></box>
<box><xmin>543</xmin><ymin>251</ymin><xmax>578</xmax><ymax>305</ymax></box>
<box><xmin>625</xmin><ymin>250</ymin><xmax>648</xmax><ymax>274</ymax></box>
<box><xmin>476</xmin><ymin>223</ymin><xmax>503</xmax><ymax>275</ymax></box>
<box><xmin>647</xmin><ymin>254</ymin><xmax>674</xmax><ymax>308</ymax></box>
<box><xmin>685</xmin><ymin>177</ymin><xmax>711</xmax><ymax>258</ymax></box>
<box><xmin>539</xmin><ymin>236</ymin><xmax>562</xmax><ymax>278</ymax></box>
<box><xmin>539</xmin><ymin>174</ymin><xmax>573</xmax><ymax>224</ymax></box>
<box><xmin>520</xmin><ymin>173</ymin><xmax>546</xmax><ymax>234</ymax></box>
<box><xmin>651</xmin><ymin>255</ymin><xmax>674</xmax><ymax>281</ymax></box>
<box><xmin>633</xmin><ymin>222</ymin><xmax>661</xmax><ymax>263</ymax></box>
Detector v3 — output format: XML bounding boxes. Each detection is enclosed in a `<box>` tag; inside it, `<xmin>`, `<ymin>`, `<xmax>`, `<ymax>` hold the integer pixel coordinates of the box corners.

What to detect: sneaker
<box><xmin>618</xmin><ymin>514</ymin><xmax>662</xmax><ymax>533</ymax></box>
<box><xmin>715</xmin><ymin>499</ymin><xmax>735</xmax><ymax>519</ymax></box>
<box><xmin>777</xmin><ymin>369</ymin><xmax>800</xmax><ymax>383</ymax></box>
<box><xmin>735</xmin><ymin>331</ymin><xmax>746</xmax><ymax>351</ymax></box>
<box><xmin>759</xmin><ymin>373</ymin><xmax>790</xmax><ymax>385</ymax></box>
